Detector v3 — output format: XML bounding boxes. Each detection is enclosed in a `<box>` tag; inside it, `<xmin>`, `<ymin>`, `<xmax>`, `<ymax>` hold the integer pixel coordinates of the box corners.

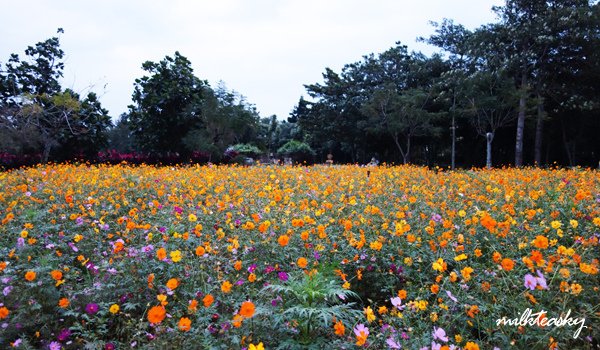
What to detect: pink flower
<box><xmin>445</xmin><ymin>290</ymin><xmax>457</xmax><ymax>302</ymax></box>
<box><xmin>535</xmin><ymin>270</ymin><xmax>548</xmax><ymax>290</ymax></box>
<box><xmin>524</xmin><ymin>273</ymin><xmax>537</xmax><ymax>290</ymax></box>
<box><xmin>354</xmin><ymin>323</ymin><xmax>369</xmax><ymax>337</ymax></box>
<box><xmin>391</xmin><ymin>296</ymin><xmax>403</xmax><ymax>309</ymax></box>
<box><xmin>432</xmin><ymin>327</ymin><xmax>448</xmax><ymax>342</ymax></box>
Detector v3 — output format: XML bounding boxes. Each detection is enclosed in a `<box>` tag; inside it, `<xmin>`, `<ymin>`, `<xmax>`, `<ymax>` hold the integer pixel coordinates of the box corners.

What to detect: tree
<box><xmin>128</xmin><ymin>52</ymin><xmax>207</xmax><ymax>154</ymax></box>
<box><xmin>59</xmin><ymin>91</ymin><xmax>112</xmax><ymax>159</ymax></box>
<box><xmin>363</xmin><ymin>86</ymin><xmax>440</xmax><ymax>164</ymax></box>
<box><xmin>0</xmin><ymin>29</ymin><xmax>112</xmax><ymax>162</ymax></box>
<box><xmin>465</xmin><ymin>70</ymin><xmax>518</xmax><ymax>168</ymax></box>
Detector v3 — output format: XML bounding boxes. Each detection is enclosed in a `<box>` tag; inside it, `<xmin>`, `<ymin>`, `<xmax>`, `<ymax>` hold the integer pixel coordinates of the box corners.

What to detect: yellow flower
<box><xmin>569</xmin><ymin>220</ymin><xmax>578</xmax><ymax>229</ymax></box>
<box><xmin>454</xmin><ymin>254</ymin><xmax>468</xmax><ymax>262</ymax></box>
<box><xmin>364</xmin><ymin>306</ymin><xmax>376</xmax><ymax>322</ymax></box>
<box><xmin>249</xmin><ymin>343</ymin><xmax>265</xmax><ymax>350</ymax></box>
<box><xmin>188</xmin><ymin>213</ymin><xmax>197</xmax><ymax>222</ymax></box>
<box><xmin>432</xmin><ymin>258</ymin><xmax>445</xmax><ymax>272</ymax></box>
<box><xmin>109</xmin><ymin>304</ymin><xmax>120</xmax><ymax>314</ymax></box>
<box><xmin>550</xmin><ymin>220</ymin><xmax>562</xmax><ymax>229</ymax></box>
<box><xmin>170</xmin><ymin>250</ymin><xmax>182</xmax><ymax>262</ymax></box>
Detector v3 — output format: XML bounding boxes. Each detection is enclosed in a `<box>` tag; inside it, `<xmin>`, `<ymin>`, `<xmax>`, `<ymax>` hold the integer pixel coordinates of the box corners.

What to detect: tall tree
<box><xmin>128</xmin><ymin>52</ymin><xmax>207</xmax><ymax>154</ymax></box>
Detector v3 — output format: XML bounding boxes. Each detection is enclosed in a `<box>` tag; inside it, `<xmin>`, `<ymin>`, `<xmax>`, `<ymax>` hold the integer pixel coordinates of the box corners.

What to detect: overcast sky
<box><xmin>1</xmin><ymin>0</ymin><xmax>503</xmax><ymax>121</ymax></box>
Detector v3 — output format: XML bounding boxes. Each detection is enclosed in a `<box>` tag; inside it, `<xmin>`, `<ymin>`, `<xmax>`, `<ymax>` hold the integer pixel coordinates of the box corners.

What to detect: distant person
<box><xmin>367</xmin><ymin>157</ymin><xmax>379</xmax><ymax>166</ymax></box>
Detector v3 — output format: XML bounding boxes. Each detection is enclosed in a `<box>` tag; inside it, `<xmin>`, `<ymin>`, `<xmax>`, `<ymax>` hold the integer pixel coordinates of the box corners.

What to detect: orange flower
<box><xmin>430</xmin><ymin>284</ymin><xmax>440</xmax><ymax>294</ymax></box>
<box><xmin>501</xmin><ymin>258</ymin><xmax>515</xmax><ymax>271</ymax></box>
<box><xmin>147</xmin><ymin>273</ymin><xmax>155</xmax><ymax>289</ymax></box>
<box><xmin>188</xmin><ymin>299</ymin><xmax>198</xmax><ymax>313</ymax></box>
<box><xmin>178</xmin><ymin>317</ymin><xmax>192</xmax><ymax>331</ymax></box>
<box><xmin>0</xmin><ymin>306</ymin><xmax>9</xmax><ymax>319</ymax></box>
<box><xmin>166</xmin><ymin>278</ymin><xmax>179</xmax><ymax>290</ymax></box>
<box><xmin>398</xmin><ymin>289</ymin><xmax>407</xmax><ymax>299</ymax></box>
<box><xmin>58</xmin><ymin>298</ymin><xmax>70</xmax><ymax>308</ymax></box>
<box><xmin>466</xmin><ymin>305</ymin><xmax>479</xmax><ymax>318</ymax></box>
<box><xmin>24</xmin><ymin>270</ymin><xmax>36</xmax><ymax>282</ymax></box>
<box><xmin>278</xmin><ymin>235</ymin><xmax>290</xmax><ymax>247</ymax></box>
<box><xmin>50</xmin><ymin>270</ymin><xmax>63</xmax><ymax>281</ymax></box>
<box><xmin>147</xmin><ymin>306</ymin><xmax>166</xmax><ymax>324</ymax></box>
<box><xmin>221</xmin><ymin>280</ymin><xmax>233</xmax><ymax>293</ymax></box>
<box><xmin>297</xmin><ymin>257</ymin><xmax>308</xmax><ymax>269</ymax></box>
<box><xmin>203</xmin><ymin>294</ymin><xmax>214</xmax><ymax>307</ymax></box>
<box><xmin>533</xmin><ymin>235</ymin><xmax>549</xmax><ymax>249</ymax></box>
<box><xmin>239</xmin><ymin>301</ymin><xmax>255</xmax><ymax>318</ymax></box>
<box><xmin>195</xmin><ymin>246</ymin><xmax>206</xmax><ymax>256</ymax></box>
<box><xmin>464</xmin><ymin>342</ymin><xmax>480</xmax><ymax>350</ymax></box>
<box><xmin>234</xmin><ymin>260</ymin><xmax>242</xmax><ymax>271</ymax></box>
<box><xmin>461</xmin><ymin>267</ymin><xmax>474</xmax><ymax>281</ymax></box>
<box><xmin>156</xmin><ymin>247</ymin><xmax>167</xmax><ymax>261</ymax></box>
<box><xmin>334</xmin><ymin>320</ymin><xmax>345</xmax><ymax>336</ymax></box>
<box><xmin>232</xmin><ymin>313</ymin><xmax>244</xmax><ymax>328</ymax></box>
<box><xmin>248</xmin><ymin>273</ymin><xmax>257</xmax><ymax>282</ymax></box>
<box><xmin>492</xmin><ymin>251</ymin><xmax>502</xmax><ymax>263</ymax></box>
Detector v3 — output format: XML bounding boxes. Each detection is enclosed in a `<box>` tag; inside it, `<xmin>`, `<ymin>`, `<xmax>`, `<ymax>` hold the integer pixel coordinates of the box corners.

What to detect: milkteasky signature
<box><xmin>496</xmin><ymin>308</ymin><xmax>587</xmax><ymax>339</ymax></box>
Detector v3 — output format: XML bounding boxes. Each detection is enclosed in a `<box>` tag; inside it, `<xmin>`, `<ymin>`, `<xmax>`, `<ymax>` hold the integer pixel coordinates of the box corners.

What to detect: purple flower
<box><xmin>432</xmin><ymin>327</ymin><xmax>448</xmax><ymax>342</ymax></box>
<box><xmin>104</xmin><ymin>343</ymin><xmax>115</xmax><ymax>350</ymax></box>
<box><xmin>68</xmin><ymin>242</ymin><xmax>78</xmax><ymax>252</ymax></box>
<box><xmin>432</xmin><ymin>214</ymin><xmax>442</xmax><ymax>223</ymax></box>
<box><xmin>445</xmin><ymin>290</ymin><xmax>457</xmax><ymax>303</ymax></box>
<box><xmin>85</xmin><ymin>303</ymin><xmax>99</xmax><ymax>315</ymax></box>
<box><xmin>57</xmin><ymin>328</ymin><xmax>71</xmax><ymax>341</ymax></box>
<box><xmin>3</xmin><ymin>286</ymin><xmax>12</xmax><ymax>296</ymax></box>
<box><xmin>524</xmin><ymin>274</ymin><xmax>537</xmax><ymax>290</ymax></box>
<box><xmin>247</xmin><ymin>264</ymin><xmax>257</xmax><ymax>273</ymax></box>
<box><xmin>386</xmin><ymin>337</ymin><xmax>402</xmax><ymax>349</ymax></box>
<box><xmin>278</xmin><ymin>271</ymin><xmax>289</xmax><ymax>281</ymax></box>
<box><xmin>49</xmin><ymin>341</ymin><xmax>61</xmax><ymax>350</ymax></box>
<box><xmin>76</xmin><ymin>217</ymin><xmax>84</xmax><ymax>226</ymax></box>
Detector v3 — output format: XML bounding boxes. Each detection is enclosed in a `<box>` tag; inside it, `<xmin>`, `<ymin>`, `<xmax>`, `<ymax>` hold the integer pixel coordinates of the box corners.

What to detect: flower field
<box><xmin>0</xmin><ymin>164</ymin><xmax>598</xmax><ymax>349</ymax></box>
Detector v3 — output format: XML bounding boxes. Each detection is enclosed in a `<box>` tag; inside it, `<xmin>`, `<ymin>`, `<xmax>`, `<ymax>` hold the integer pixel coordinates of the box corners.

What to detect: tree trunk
<box><xmin>515</xmin><ymin>71</ymin><xmax>527</xmax><ymax>167</ymax></box>
<box><xmin>561</xmin><ymin>119</ymin><xmax>574</xmax><ymax>166</ymax></box>
<box><xmin>486</xmin><ymin>132</ymin><xmax>494</xmax><ymax>169</ymax></box>
<box><xmin>405</xmin><ymin>135</ymin><xmax>411</xmax><ymax>164</ymax></box>
<box><xmin>42</xmin><ymin>141</ymin><xmax>52</xmax><ymax>163</ymax></box>
<box><xmin>534</xmin><ymin>93</ymin><xmax>545</xmax><ymax>166</ymax></box>
<box><xmin>392</xmin><ymin>133</ymin><xmax>406</xmax><ymax>164</ymax></box>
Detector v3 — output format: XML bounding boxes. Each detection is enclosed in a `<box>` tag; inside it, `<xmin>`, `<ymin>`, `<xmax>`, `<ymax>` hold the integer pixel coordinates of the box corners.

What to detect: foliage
<box><xmin>277</xmin><ymin>140</ymin><xmax>315</xmax><ymax>161</ymax></box>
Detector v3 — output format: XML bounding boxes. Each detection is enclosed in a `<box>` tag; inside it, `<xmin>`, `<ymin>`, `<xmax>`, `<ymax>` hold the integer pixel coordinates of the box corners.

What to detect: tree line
<box><xmin>1</xmin><ymin>0</ymin><xmax>599</xmax><ymax>168</ymax></box>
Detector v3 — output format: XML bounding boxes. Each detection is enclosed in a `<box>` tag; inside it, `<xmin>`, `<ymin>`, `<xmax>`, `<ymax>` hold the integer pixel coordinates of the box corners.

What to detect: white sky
<box><xmin>1</xmin><ymin>0</ymin><xmax>502</xmax><ymax>121</ymax></box>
